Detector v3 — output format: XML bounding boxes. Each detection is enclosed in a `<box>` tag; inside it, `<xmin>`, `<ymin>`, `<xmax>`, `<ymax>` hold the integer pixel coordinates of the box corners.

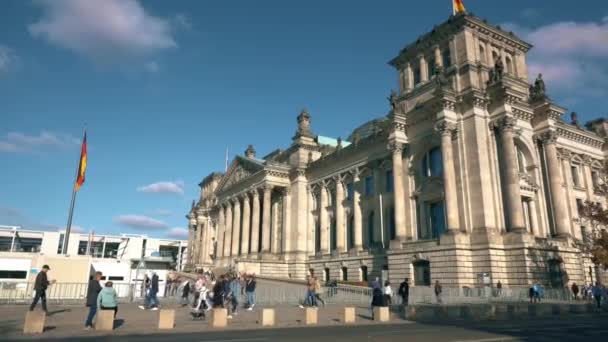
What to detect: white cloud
<box><xmin>113</xmin><ymin>214</ymin><xmax>169</xmax><ymax>230</ymax></box>
<box><xmin>137</xmin><ymin>181</ymin><xmax>184</xmax><ymax>195</ymax></box>
<box><xmin>167</xmin><ymin>227</ymin><xmax>188</xmax><ymax>239</ymax></box>
<box><xmin>0</xmin><ymin>131</ymin><xmax>80</xmax><ymax>153</ymax></box>
<box><xmin>507</xmin><ymin>17</ymin><xmax>608</xmax><ymax>100</ymax></box>
<box><xmin>29</xmin><ymin>0</ymin><xmax>177</xmax><ymax>65</ymax></box>
<box><xmin>0</xmin><ymin>45</ymin><xmax>20</xmax><ymax>75</ymax></box>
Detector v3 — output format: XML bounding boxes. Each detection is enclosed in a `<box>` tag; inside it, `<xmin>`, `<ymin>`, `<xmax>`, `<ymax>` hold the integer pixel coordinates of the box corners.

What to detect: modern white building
<box><xmin>0</xmin><ymin>225</ymin><xmax>188</xmax><ymax>297</ymax></box>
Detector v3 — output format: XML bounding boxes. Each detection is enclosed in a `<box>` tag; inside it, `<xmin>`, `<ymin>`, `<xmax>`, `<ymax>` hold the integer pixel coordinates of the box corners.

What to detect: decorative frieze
<box><xmin>536</xmin><ymin>131</ymin><xmax>558</xmax><ymax>145</ymax></box>
<box><xmin>556</xmin><ymin>127</ymin><xmax>604</xmax><ymax>149</ymax></box>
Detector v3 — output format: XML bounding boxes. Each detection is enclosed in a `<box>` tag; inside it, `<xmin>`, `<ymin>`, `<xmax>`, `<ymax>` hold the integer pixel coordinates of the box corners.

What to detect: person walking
<box><xmin>496</xmin><ymin>280</ymin><xmax>503</xmax><ymax>297</ymax></box>
<box><xmin>245</xmin><ymin>275</ymin><xmax>257</xmax><ymax>310</ymax></box>
<box><xmin>314</xmin><ymin>277</ymin><xmax>326</xmax><ymax>307</ymax></box>
<box><xmin>592</xmin><ymin>282</ymin><xmax>603</xmax><ymax>309</ymax></box>
<box><xmin>180</xmin><ymin>278</ymin><xmax>191</xmax><ymax>307</ymax></box>
<box><xmin>371</xmin><ymin>285</ymin><xmax>384</xmax><ymax>319</ymax></box>
<box><xmin>84</xmin><ymin>271</ymin><xmax>103</xmax><ymax>329</ymax></box>
<box><xmin>97</xmin><ymin>281</ymin><xmax>119</xmax><ymax>318</ymax></box>
<box><xmin>228</xmin><ymin>276</ymin><xmax>241</xmax><ymax>318</ymax></box>
<box><xmin>149</xmin><ymin>272</ymin><xmax>160</xmax><ymax>310</ymax></box>
<box><xmin>571</xmin><ymin>282</ymin><xmax>579</xmax><ymax>300</ymax></box>
<box><xmin>29</xmin><ymin>265</ymin><xmax>54</xmax><ymax>313</ymax></box>
<box><xmin>300</xmin><ymin>273</ymin><xmax>317</xmax><ymax>308</ymax></box>
<box><xmin>383</xmin><ymin>281</ymin><xmax>393</xmax><ymax>307</ymax></box>
<box><xmin>529</xmin><ymin>284</ymin><xmax>535</xmax><ymax>303</ymax></box>
<box><xmin>434</xmin><ymin>280</ymin><xmax>443</xmax><ymax>304</ymax></box>
<box><xmin>398</xmin><ymin>278</ymin><xmax>409</xmax><ymax>308</ymax></box>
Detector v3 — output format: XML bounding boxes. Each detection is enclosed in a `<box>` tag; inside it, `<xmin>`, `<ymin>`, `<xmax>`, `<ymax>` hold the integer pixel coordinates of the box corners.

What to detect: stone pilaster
<box><xmin>351</xmin><ymin>169</ymin><xmax>363</xmax><ymax>250</ymax></box>
<box><xmin>389</xmin><ymin>142</ymin><xmax>407</xmax><ymax>242</ymax></box>
<box><xmin>261</xmin><ymin>185</ymin><xmax>272</xmax><ymax>254</ymax></box>
<box><xmin>319</xmin><ymin>182</ymin><xmax>329</xmax><ymax>254</ymax></box>
<box><xmin>224</xmin><ymin>202</ymin><xmax>233</xmax><ymax>257</ymax></box>
<box><xmin>334</xmin><ymin>176</ymin><xmax>346</xmax><ymax>253</ymax></box>
<box><xmin>434</xmin><ymin>45</ymin><xmax>443</xmax><ymax>68</ymax></box>
<box><xmin>250</xmin><ymin>189</ymin><xmax>260</xmax><ymax>254</ymax></box>
<box><xmin>306</xmin><ymin>186</ymin><xmax>315</xmax><ymax>255</ymax></box>
<box><xmin>241</xmin><ymin>193</ymin><xmax>251</xmax><ymax>256</ymax></box>
<box><xmin>540</xmin><ymin>131</ymin><xmax>571</xmax><ymax>237</ymax></box>
<box><xmin>404</xmin><ymin>63</ymin><xmax>413</xmax><ymax>91</ymax></box>
<box><xmin>231</xmin><ymin>198</ymin><xmax>241</xmax><ymax>257</ymax></box>
<box><xmin>281</xmin><ymin>187</ymin><xmax>292</xmax><ymax>254</ymax></box>
<box><xmin>436</xmin><ymin>121</ymin><xmax>460</xmax><ymax>233</ymax></box>
<box><xmin>216</xmin><ymin>206</ymin><xmax>225</xmax><ymax>259</ymax></box>
<box><xmin>495</xmin><ymin>116</ymin><xmax>526</xmax><ymax>232</ymax></box>
<box><xmin>197</xmin><ymin>214</ymin><xmax>207</xmax><ymax>264</ymax></box>
<box><xmin>419</xmin><ymin>54</ymin><xmax>428</xmax><ymax>82</ymax></box>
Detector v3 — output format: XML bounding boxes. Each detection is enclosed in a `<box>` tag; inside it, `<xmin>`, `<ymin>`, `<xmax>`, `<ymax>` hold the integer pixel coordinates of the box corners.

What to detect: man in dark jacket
<box><xmin>398</xmin><ymin>278</ymin><xmax>409</xmax><ymax>307</ymax></box>
<box><xmin>84</xmin><ymin>272</ymin><xmax>103</xmax><ymax>329</ymax></box>
<box><xmin>149</xmin><ymin>272</ymin><xmax>160</xmax><ymax>310</ymax></box>
<box><xmin>29</xmin><ymin>265</ymin><xmax>54</xmax><ymax>312</ymax></box>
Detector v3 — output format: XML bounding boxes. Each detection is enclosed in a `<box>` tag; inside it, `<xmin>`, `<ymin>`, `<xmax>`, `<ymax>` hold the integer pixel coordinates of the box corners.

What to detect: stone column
<box><xmin>541</xmin><ymin>132</ymin><xmax>571</xmax><ymax>237</ymax></box>
<box><xmin>434</xmin><ymin>46</ymin><xmax>443</xmax><ymax>68</ymax></box>
<box><xmin>390</xmin><ymin>142</ymin><xmax>407</xmax><ymax>241</ymax></box>
<box><xmin>352</xmin><ymin>169</ymin><xmax>363</xmax><ymax>250</ymax></box>
<box><xmin>282</xmin><ymin>187</ymin><xmax>292</xmax><ymax>254</ymax></box>
<box><xmin>582</xmin><ymin>156</ymin><xmax>595</xmax><ymax>201</ymax></box>
<box><xmin>231</xmin><ymin>198</ymin><xmax>241</xmax><ymax>256</ymax></box>
<box><xmin>187</xmin><ymin>218</ymin><xmax>196</xmax><ymax>265</ymax></box>
<box><xmin>306</xmin><ymin>186</ymin><xmax>315</xmax><ymax>255</ymax></box>
<box><xmin>216</xmin><ymin>206</ymin><xmax>225</xmax><ymax>259</ymax></box>
<box><xmin>271</xmin><ymin>200</ymin><xmax>280</xmax><ymax>253</ymax></box>
<box><xmin>241</xmin><ymin>193</ymin><xmax>251</xmax><ymax>256</ymax></box>
<box><xmin>495</xmin><ymin>116</ymin><xmax>526</xmax><ymax>232</ymax></box>
<box><xmin>261</xmin><ymin>185</ymin><xmax>273</xmax><ymax>253</ymax></box>
<box><xmin>319</xmin><ymin>183</ymin><xmax>329</xmax><ymax>254</ymax></box>
<box><xmin>250</xmin><ymin>189</ymin><xmax>260</xmax><ymax>254</ymax></box>
<box><xmin>224</xmin><ymin>202</ymin><xmax>233</xmax><ymax>257</ymax></box>
<box><xmin>419</xmin><ymin>54</ymin><xmax>428</xmax><ymax>82</ymax></box>
<box><xmin>197</xmin><ymin>215</ymin><xmax>206</xmax><ymax>264</ymax></box>
<box><xmin>334</xmin><ymin>176</ymin><xmax>346</xmax><ymax>253</ymax></box>
<box><xmin>404</xmin><ymin>63</ymin><xmax>413</xmax><ymax>91</ymax></box>
<box><xmin>435</xmin><ymin>121</ymin><xmax>460</xmax><ymax>233</ymax></box>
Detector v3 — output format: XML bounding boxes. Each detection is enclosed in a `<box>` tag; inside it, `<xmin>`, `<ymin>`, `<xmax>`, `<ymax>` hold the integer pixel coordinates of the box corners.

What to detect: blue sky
<box><xmin>1</xmin><ymin>0</ymin><xmax>607</xmax><ymax>239</ymax></box>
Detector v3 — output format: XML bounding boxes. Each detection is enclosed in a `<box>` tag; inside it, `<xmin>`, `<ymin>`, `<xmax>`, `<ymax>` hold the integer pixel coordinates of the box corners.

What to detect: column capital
<box><xmin>387</xmin><ymin>141</ymin><xmax>404</xmax><ymax>154</ymax></box>
<box><xmin>241</xmin><ymin>192</ymin><xmax>250</xmax><ymax>202</ymax></box>
<box><xmin>282</xmin><ymin>187</ymin><xmax>291</xmax><ymax>196</ymax></box>
<box><xmin>493</xmin><ymin>116</ymin><xmax>517</xmax><ymax>132</ymax></box>
<box><xmin>231</xmin><ymin>197</ymin><xmax>240</xmax><ymax>205</ymax></box>
<box><xmin>349</xmin><ymin>167</ymin><xmax>362</xmax><ymax>180</ymax></box>
<box><xmin>263</xmin><ymin>184</ymin><xmax>274</xmax><ymax>193</ymax></box>
<box><xmin>435</xmin><ymin>120</ymin><xmax>458</xmax><ymax>138</ymax></box>
<box><xmin>557</xmin><ymin>148</ymin><xmax>573</xmax><ymax>161</ymax></box>
<box><xmin>537</xmin><ymin>130</ymin><xmax>558</xmax><ymax>145</ymax></box>
<box><xmin>332</xmin><ymin>174</ymin><xmax>345</xmax><ymax>185</ymax></box>
<box><xmin>582</xmin><ymin>154</ymin><xmax>593</xmax><ymax>165</ymax></box>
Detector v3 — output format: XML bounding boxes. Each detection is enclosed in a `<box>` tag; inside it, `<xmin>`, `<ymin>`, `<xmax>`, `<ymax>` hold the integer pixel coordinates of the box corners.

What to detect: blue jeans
<box><xmin>305</xmin><ymin>290</ymin><xmax>317</xmax><ymax>307</ymax></box>
<box><xmin>146</xmin><ymin>291</ymin><xmax>158</xmax><ymax>307</ymax></box>
<box><xmin>85</xmin><ymin>304</ymin><xmax>97</xmax><ymax>327</ymax></box>
<box><xmin>246</xmin><ymin>291</ymin><xmax>256</xmax><ymax>306</ymax></box>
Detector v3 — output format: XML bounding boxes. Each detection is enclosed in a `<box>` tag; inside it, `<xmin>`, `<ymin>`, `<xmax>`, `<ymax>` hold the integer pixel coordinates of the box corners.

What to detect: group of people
<box><xmin>571</xmin><ymin>282</ymin><xmax>606</xmax><ymax>308</ymax></box>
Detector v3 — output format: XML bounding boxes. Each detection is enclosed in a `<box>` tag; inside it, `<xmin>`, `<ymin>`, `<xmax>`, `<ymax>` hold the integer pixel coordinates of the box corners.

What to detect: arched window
<box><xmin>516</xmin><ymin>146</ymin><xmax>526</xmax><ymax>173</ymax></box>
<box><xmin>505</xmin><ymin>56</ymin><xmax>513</xmax><ymax>74</ymax></box>
<box><xmin>548</xmin><ymin>260</ymin><xmax>564</xmax><ymax>288</ymax></box>
<box><xmin>480</xmin><ymin>45</ymin><xmax>486</xmax><ymax>63</ymax></box>
<box><xmin>388</xmin><ymin>207</ymin><xmax>396</xmax><ymax>240</ymax></box>
<box><xmin>367</xmin><ymin>211</ymin><xmax>375</xmax><ymax>247</ymax></box>
<box><xmin>421</xmin><ymin>147</ymin><xmax>443</xmax><ymax>177</ymax></box>
<box><xmin>413</xmin><ymin>260</ymin><xmax>431</xmax><ymax>286</ymax></box>
<box><xmin>341</xmin><ymin>267</ymin><xmax>348</xmax><ymax>281</ymax></box>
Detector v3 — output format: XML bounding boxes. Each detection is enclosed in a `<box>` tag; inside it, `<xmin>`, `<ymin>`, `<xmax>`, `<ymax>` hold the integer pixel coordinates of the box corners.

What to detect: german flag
<box><xmin>453</xmin><ymin>0</ymin><xmax>466</xmax><ymax>14</ymax></box>
<box><xmin>75</xmin><ymin>131</ymin><xmax>87</xmax><ymax>191</ymax></box>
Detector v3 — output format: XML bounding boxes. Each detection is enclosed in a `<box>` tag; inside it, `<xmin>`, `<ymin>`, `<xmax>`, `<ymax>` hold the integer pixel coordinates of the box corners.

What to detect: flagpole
<box><xmin>62</xmin><ymin>128</ymin><xmax>85</xmax><ymax>255</ymax></box>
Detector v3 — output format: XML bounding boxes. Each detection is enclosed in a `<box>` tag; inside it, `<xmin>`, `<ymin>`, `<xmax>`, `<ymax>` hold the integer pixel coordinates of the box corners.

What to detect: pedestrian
<box><xmin>529</xmin><ymin>284</ymin><xmax>535</xmax><ymax>303</ymax></box>
<box><xmin>97</xmin><ymin>281</ymin><xmax>119</xmax><ymax>318</ymax></box>
<box><xmin>571</xmin><ymin>282</ymin><xmax>579</xmax><ymax>300</ymax></box>
<box><xmin>29</xmin><ymin>265</ymin><xmax>54</xmax><ymax>313</ymax></box>
<box><xmin>496</xmin><ymin>280</ymin><xmax>503</xmax><ymax>297</ymax></box>
<box><xmin>193</xmin><ymin>274</ymin><xmax>205</xmax><ymax>307</ymax></box>
<box><xmin>84</xmin><ymin>271</ymin><xmax>103</xmax><ymax>330</ymax></box>
<box><xmin>300</xmin><ymin>272</ymin><xmax>317</xmax><ymax>308</ymax></box>
<box><xmin>180</xmin><ymin>278</ymin><xmax>191</xmax><ymax>307</ymax></box>
<box><xmin>245</xmin><ymin>274</ymin><xmax>257</xmax><ymax>311</ymax></box>
<box><xmin>592</xmin><ymin>282</ymin><xmax>603</xmax><ymax>309</ymax></box>
<box><xmin>212</xmin><ymin>275</ymin><xmax>225</xmax><ymax>308</ymax></box>
<box><xmin>434</xmin><ymin>280</ymin><xmax>443</xmax><ymax>304</ymax></box>
<box><xmin>398</xmin><ymin>278</ymin><xmax>409</xmax><ymax>307</ymax></box>
<box><xmin>227</xmin><ymin>276</ymin><xmax>241</xmax><ymax>318</ymax></box>
<box><xmin>383</xmin><ymin>281</ymin><xmax>393</xmax><ymax>307</ymax></box>
<box><xmin>314</xmin><ymin>277</ymin><xmax>326</xmax><ymax>307</ymax></box>
<box><xmin>371</xmin><ymin>286</ymin><xmax>384</xmax><ymax>319</ymax></box>
<box><xmin>371</xmin><ymin>277</ymin><xmax>381</xmax><ymax>290</ymax></box>
<box><xmin>533</xmin><ymin>282</ymin><xmax>541</xmax><ymax>303</ymax></box>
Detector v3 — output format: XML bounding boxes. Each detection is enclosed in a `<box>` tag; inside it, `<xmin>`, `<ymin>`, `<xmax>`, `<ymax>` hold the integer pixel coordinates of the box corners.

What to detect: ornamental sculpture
<box><xmin>433</xmin><ymin>64</ymin><xmax>450</xmax><ymax>88</ymax></box>
<box><xmin>387</xmin><ymin>89</ymin><xmax>398</xmax><ymax>110</ymax></box>
<box><xmin>529</xmin><ymin>73</ymin><xmax>547</xmax><ymax>102</ymax></box>
<box><xmin>487</xmin><ymin>57</ymin><xmax>504</xmax><ymax>84</ymax></box>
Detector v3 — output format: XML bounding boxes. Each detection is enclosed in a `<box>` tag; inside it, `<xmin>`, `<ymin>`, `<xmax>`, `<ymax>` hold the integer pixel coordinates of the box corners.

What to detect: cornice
<box><xmin>555</xmin><ymin>123</ymin><xmax>605</xmax><ymax>150</ymax></box>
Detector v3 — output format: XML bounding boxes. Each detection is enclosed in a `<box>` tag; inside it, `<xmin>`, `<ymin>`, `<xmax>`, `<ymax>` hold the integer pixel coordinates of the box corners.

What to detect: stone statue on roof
<box><xmin>529</xmin><ymin>73</ymin><xmax>547</xmax><ymax>102</ymax></box>
<box><xmin>488</xmin><ymin>57</ymin><xmax>504</xmax><ymax>84</ymax></box>
<box><xmin>571</xmin><ymin>112</ymin><xmax>581</xmax><ymax>128</ymax></box>
<box><xmin>434</xmin><ymin>64</ymin><xmax>449</xmax><ymax>88</ymax></box>
<box><xmin>387</xmin><ymin>90</ymin><xmax>397</xmax><ymax>110</ymax></box>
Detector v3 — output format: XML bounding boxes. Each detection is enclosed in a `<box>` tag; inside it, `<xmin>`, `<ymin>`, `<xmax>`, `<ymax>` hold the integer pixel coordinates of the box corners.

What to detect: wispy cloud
<box><xmin>504</xmin><ymin>17</ymin><xmax>608</xmax><ymax>102</ymax></box>
<box><xmin>167</xmin><ymin>227</ymin><xmax>188</xmax><ymax>239</ymax></box>
<box><xmin>137</xmin><ymin>181</ymin><xmax>184</xmax><ymax>195</ymax></box>
<box><xmin>0</xmin><ymin>131</ymin><xmax>80</xmax><ymax>153</ymax></box>
<box><xmin>113</xmin><ymin>214</ymin><xmax>169</xmax><ymax>230</ymax></box>
<box><xmin>29</xmin><ymin>0</ymin><xmax>177</xmax><ymax>66</ymax></box>
<box><xmin>0</xmin><ymin>45</ymin><xmax>20</xmax><ymax>76</ymax></box>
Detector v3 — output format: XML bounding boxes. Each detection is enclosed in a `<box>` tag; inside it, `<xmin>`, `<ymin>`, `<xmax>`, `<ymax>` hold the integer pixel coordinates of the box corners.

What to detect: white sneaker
<box><xmin>251</xmin><ymin>304</ymin><xmax>255</xmax><ymax>309</ymax></box>
<box><xmin>247</xmin><ymin>307</ymin><xmax>253</xmax><ymax>311</ymax></box>
<box><xmin>151</xmin><ymin>307</ymin><xmax>159</xmax><ymax>311</ymax></box>
<box><xmin>227</xmin><ymin>315</ymin><xmax>233</xmax><ymax>319</ymax></box>
<box><xmin>298</xmin><ymin>305</ymin><xmax>304</xmax><ymax>309</ymax></box>
<box><xmin>138</xmin><ymin>305</ymin><xmax>145</xmax><ymax>310</ymax></box>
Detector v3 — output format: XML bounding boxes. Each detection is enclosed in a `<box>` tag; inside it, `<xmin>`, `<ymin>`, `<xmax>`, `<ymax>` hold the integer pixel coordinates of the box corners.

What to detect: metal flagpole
<box><xmin>62</xmin><ymin>129</ymin><xmax>85</xmax><ymax>255</ymax></box>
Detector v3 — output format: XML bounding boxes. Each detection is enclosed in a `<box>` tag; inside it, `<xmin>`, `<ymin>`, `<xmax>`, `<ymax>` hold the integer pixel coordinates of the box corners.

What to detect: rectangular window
<box><xmin>57</xmin><ymin>233</ymin><xmax>65</xmax><ymax>254</ymax></box>
<box><xmin>385</xmin><ymin>170</ymin><xmax>394</xmax><ymax>193</ymax></box>
<box><xmin>0</xmin><ymin>270</ymin><xmax>27</xmax><ymax>279</ymax></box>
<box><xmin>430</xmin><ymin>148</ymin><xmax>443</xmax><ymax>177</ymax></box>
<box><xmin>104</xmin><ymin>242</ymin><xmax>120</xmax><ymax>259</ymax></box>
<box><xmin>12</xmin><ymin>237</ymin><xmax>42</xmax><ymax>253</ymax></box>
<box><xmin>442</xmin><ymin>49</ymin><xmax>451</xmax><ymax>67</ymax></box>
<box><xmin>591</xmin><ymin>171</ymin><xmax>599</xmax><ymax>188</ymax></box>
<box><xmin>0</xmin><ymin>236</ymin><xmax>12</xmax><ymax>252</ymax></box>
<box><xmin>429</xmin><ymin>201</ymin><xmax>446</xmax><ymax>238</ymax></box>
<box><xmin>413</xmin><ymin>67</ymin><xmax>421</xmax><ymax>85</ymax></box>
<box><xmin>576</xmin><ymin>199</ymin><xmax>584</xmax><ymax>216</ymax></box>
<box><xmin>346</xmin><ymin>183</ymin><xmax>354</xmax><ymax>201</ymax></box>
<box><xmin>78</xmin><ymin>241</ymin><xmax>88</xmax><ymax>255</ymax></box>
<box><xmin>108</xmin><ymin>276</ymin><xmax>124</xmax><ymax>281</ymax></box>
<box><xmin>364</xmin><ymin>176</ymin><xmax>374</xmax><ymax>196</ymax></box>
<box><xmin>522</xmin><ymin>199</ymin><xmax>531</xmax><ymax>233</ymax></box>
<box><xmin>428</xmin><ymin>57</ymin><xmax>436</xmax><ymax>77</ymax></box>
<box><xmin>571</xmin><ymin>166</ymin><xmax>580</xmax><ymax>187</ymax></box>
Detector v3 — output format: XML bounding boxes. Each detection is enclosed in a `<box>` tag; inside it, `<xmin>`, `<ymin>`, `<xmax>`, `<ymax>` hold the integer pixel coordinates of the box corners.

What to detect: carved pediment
<box><xmin>216</xmin><ymin>156</ymin><xmax>264</xmax><ymax>193</ymax></box>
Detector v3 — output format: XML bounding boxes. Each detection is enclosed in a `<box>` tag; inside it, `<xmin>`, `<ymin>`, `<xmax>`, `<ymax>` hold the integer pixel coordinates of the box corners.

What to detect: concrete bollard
<box><xmin>344</xmin><ymin>307</ymin><xmax>356</xmax><ymax>323</ymax></box>
<box><xmin>305</xmin><ymin>308</ymin><xmax>318</xmax><ymax>325</ymax></box>
<box><xmin>23</xmin><ymin>311</ymin><xmax>46</xmax><ymax>334</ymax></box>
<box><xmin>261</xmin><ymin>308</ymin><xmax>275</xmax><ymax>327</ymax></box>
<box><xmin>96</xmin><ymin>310</ymin><xmax>115</xmax><ymax>331</ymax></box>
<box><xmin>373</xmin><ymin>307</ymin><xmax>389</xmax><ymax>322</ymax></box>
<box><xmin>158</xmin><ymin>309</ymin><xmax>175</xmax><ymax>329</ymax></box>
<box><xmin>210</xmin><ymin>308</ymin><xmax>228</xmax><ymax>328</ymax></box>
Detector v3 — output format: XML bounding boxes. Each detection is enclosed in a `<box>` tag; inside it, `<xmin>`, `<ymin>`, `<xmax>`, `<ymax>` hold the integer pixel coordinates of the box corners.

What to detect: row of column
<box><xmin>400</xmin><ymin>45</ymin><xmax>446</xmax><ymax>92</ymax></box>
<box><xmin>215</xmin><ymin>185</ymin><xmax>291</xmax><ymax>259</ymax></box>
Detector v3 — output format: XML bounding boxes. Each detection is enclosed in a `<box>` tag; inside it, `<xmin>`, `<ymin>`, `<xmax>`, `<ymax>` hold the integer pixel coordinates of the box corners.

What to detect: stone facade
<box><xmin>187</xmin><ymin>13</ymin><xmax>608</xmax><ymax>288</ymax></box>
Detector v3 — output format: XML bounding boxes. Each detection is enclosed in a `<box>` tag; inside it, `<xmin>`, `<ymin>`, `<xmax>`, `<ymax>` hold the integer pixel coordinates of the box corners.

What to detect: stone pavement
<box><xmin>0</xmin><ymin>303</ymin><xmax>408</xmax><ymax>340</ymax></box>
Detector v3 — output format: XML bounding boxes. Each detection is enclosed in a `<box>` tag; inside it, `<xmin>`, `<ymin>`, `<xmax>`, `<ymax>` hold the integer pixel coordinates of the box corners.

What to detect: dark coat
<box><xmin>246</xmin><ymin>279</ymin><xmax>257</xmax><ymax>292</ymax></box>
<box><xmin>182</xmin><ymin>282</ymin><xmax>190</xmax><ymax>297</ymax></box>
<box><xmin>371</xmin><ymin>287</ymin><xmax>384</xmax><ymax>307</ymax></box>
<box><xmin>34</xmin><ymin>271</ymin><xmax>49</xmax><ymax>291</ymax></box>
<box><xmin>86</xmin><ymin>279</ymin><xmax>102</xmax><ymax>306</ymax></box>
<box><xmin>150</xmin><ymin>274</ymin><xmax>159</xmax><ymax>294</ymax></box>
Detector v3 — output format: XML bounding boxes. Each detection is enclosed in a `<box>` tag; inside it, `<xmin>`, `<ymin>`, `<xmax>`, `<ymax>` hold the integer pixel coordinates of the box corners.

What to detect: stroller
<box><xmin>190</xmin><ymin>287</ymin><xmax>209</xmax><ymax>320</ymax></box>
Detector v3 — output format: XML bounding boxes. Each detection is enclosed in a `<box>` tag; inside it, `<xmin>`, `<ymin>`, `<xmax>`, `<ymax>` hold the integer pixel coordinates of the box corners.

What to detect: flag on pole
<box><xmin>453</xmin><ymin>0</ymin><xmax>466</xmax><ymax>15</ymax></box>
<box><xmin>75</xmin><ymin>131</ymin><xmax>87</xmax><ymax>191</ymax></box>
